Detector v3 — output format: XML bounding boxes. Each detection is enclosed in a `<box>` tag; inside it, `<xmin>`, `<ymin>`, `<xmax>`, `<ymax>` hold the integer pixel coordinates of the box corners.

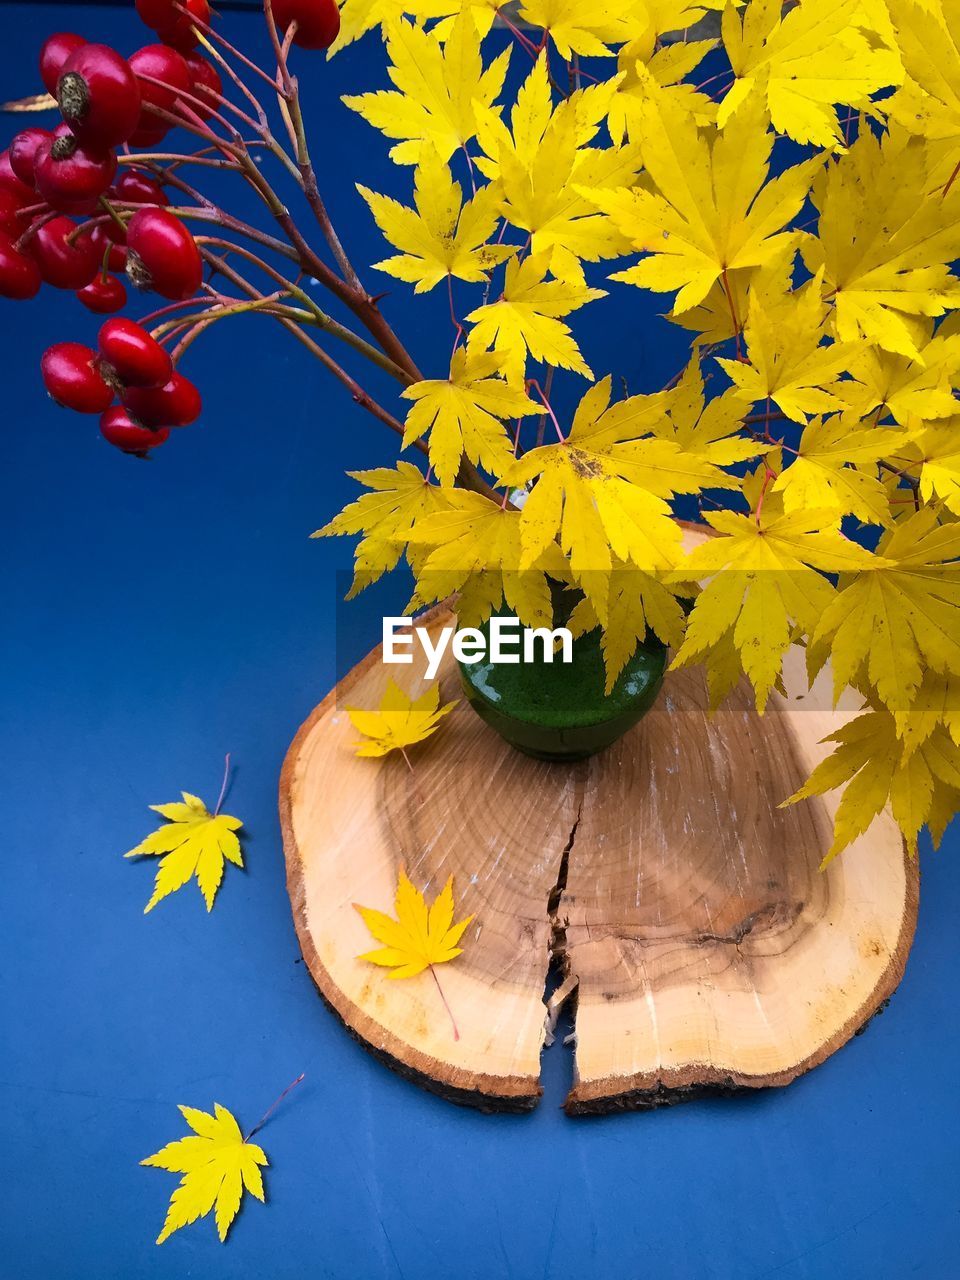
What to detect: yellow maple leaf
<box><xmin>502</xmin><ymin>376</ymin><xmax>724</xmax><ymax>585</ymax></box>
<box><xmin>312</xmin><ymin>462</ymin><xmax>450</xmax><ymax>598</ymax></box>
<box><xmin>718</xmin><ymin>0</ymin><xmax>900</xmax><ymax>148</ymax></box>
<box><xmin>328</xmin><ymin>0</ymin><xmax>458</xmax><ymax>57</ymax></box>
<box><xmin>476</xmin><ymin>57</ymin><xmax>642</xmax><ymax>284</ymax></box>
<box><xmin>802</xmin><ymin>128</ymin><xmax>960</xmax><ymax>359</ymax></box>
<box><xmin>716</xmin><ymin>274</ymin><xmax>855</xmax><ymax>422</ymax></box>
<box><xmin>516</xmin><ymin>0</ymin><xmax>645</xmax><ymax>59</ymax></box>
<box><xmin>771</xmin><ymin>415</ymin><xmax>896</xmax><ymax>524</ymax></box>
<box><xmin>909</xmin><ymin>419</ymin><xmax>960</xmax><ymax>514</ymax></box>
<box><xmin>142</xmin><ymin>1103</ymin><xmax>267</xmax><ymax>1245</ymax></box>
<box><xmin>809</xmin><ymin>506</ymin><xmax>960</xmax><ymax>716</ymax></box>
<box><xmin>835</xmin><ymin>317</ymin><xmax>960</xmax><ymax>423</ymax></box>
<box><xmin>667</xmin><ymin>245</ymin><xmax>795</xmax><ymax>346</ymax></box>
<box><xmin>569</xmin><ymin>561</ymin><xmax>693</xmax><ymax>692</ymax></box>
<box><xmin>401</xmin><ymin>343</ymin><xmax>544</xmax><ymax>486</ymax></box>
<box><xmin>893</xmin><ymin>668</ymin><xmax>960</xmax><ymax>758</ymax></box>
<box><xmin>358</xmin><ymin>148</ymin><xmax>515</xmax><ymax>293</ymax></box>
<box><xmin>125</xmin><ymin>790</ymin><xmax>243</xmax><ymax>914</ymax></box>
<box><xmin>342</xmin><ymin>14</ymin><xmax>510</xmax><ymax>165</ymax></box>
<box><xmin>885</xmin><ymin>0</ymin><xmax>960</xmax><ymax>148</ymax></box>
<box><xmin>783</xmin><ymin>705</ymin><xmax>960</xmax><ymax>860</ymax></box>
<box><xmin>673</xmin><ymin>505</ymin><xmax>880</xmax><ymax>711</ymax></box>
<box><xmin>608</xmin><ymin>34</ymin><xmax>718</xmax><ymax>144</ymax></box>
<box><xmin>354</xmin><ymin>868</ymin><xmax>473</xmax><ymax>979</ymax></box>
<box><xmin>475</xmin><ymin>62</ymin><xmax>619</xmax><ymax>183</ymax></box>
<box><xmin>347</xmin><ymin>679</ymin><xmax>456</xmax><ymax>757</ymax></box>
<box><xmin>406</xmin><ymin>489</ymin><xmax>570</xmax><ymax>628</ymax></box>
<box><xmin>583</xmin><ymin>80</ymin><xmax>820</xmax><ymax>313</ymax></box>
<box><xmin>653</xmin><ymin>357</ymin><xmax>764</xmax><ymax>469</ymax></box>
<box><xmin>465</xmin><ymin>251</ymin><xmax>605</xmax><ymax>384</ymax></box>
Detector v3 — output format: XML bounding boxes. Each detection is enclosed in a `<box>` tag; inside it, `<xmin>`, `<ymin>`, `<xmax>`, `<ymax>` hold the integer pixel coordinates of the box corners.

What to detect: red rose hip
<box><xmin>9</xmin><ymin>128</ymin><xmax>52</xmax><ymax>187</ymax></box>
<box><xmin>58</xmin><ymin>44</ymin><xmax>140</xmax><ymax>150</ymax></box>
<box><xmin>77</xmin><ymin>274</ymin><xmax>127</xmax><ymax>313</ymax></box>
<box><xmin>183</xmin><ymin>53</ymin><xmax>222</xmax><ymax>122</ymax></box>
<box><xmin>27</xmin><ymin>215</ymin><xmax>100</xmax><ymax>289</ymax></box>
<box><xmin>137</xmin><ymin>0</ymin><xmax>211</xmax><ymax>52</ymax></box>
<box><xmin>34</xmin><ymin>125</ymin><xmax>117</xmax><ymax>215</ymax></box>
<box><xmin>97</xmin><ymin>317</ymin><xmax>172</xmax><ymax>387</ymax></box>
<box><xmin>125</xmin><ymin>206</ymin><xmax>201</xmax><ymax>300</ymax></box>
<box><xmin>128</xmin><ymin>44</ymin><xmax>191</xmax><ymax>143</ymax></box>
<box><xmin>0</xmin><ymin>189</ymin><xmax>28</xmax><ymax>236</ymax></box>
<box><xmin>0</xmin><ymin>233</ymin><xmax>42</xmax><ymax>299</ymax></box>
<box><xmin>40</xmin><ymin>32</ymin><xmax>87</xmax><ymax>96</ymax></box>
<box><xmin>123</xmin><ymin>372</ymin><xmax>201</xmax><ymax>426</ymax></box>
<box><xmin>114</xmin><ymin>170</ymin><xmax>168</xmax><ymax>207</ymax></box>
<box><xmin>100</xmin><ymin>406</ymin><xmax>170</xmax><ymax>455</ymax></box>
<box><xmin>0</xmin><ymin>150</ymin><xmax>35</xmax><ymax>203</ymax></box>
<box><xmin>41</xmin><ymin>341</ymin><xmax>114</xmax><ymax>412</ymax></box>
<box><xmin>90</xmin><ymin>222</ymin><xmax>127</xmax><ymax>272</ymax></box>
<box><xmin>272</xmin><ymin>0</ymin><xmax>341</xmax><ymax>50</ymax></box>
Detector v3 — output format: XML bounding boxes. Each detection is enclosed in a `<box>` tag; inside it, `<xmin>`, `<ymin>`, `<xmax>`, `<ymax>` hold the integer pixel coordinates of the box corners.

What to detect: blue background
<box><xmin>1</xmin><ymin>5</ymin><xmax>958</xmax><ymax>1277</ymax></box>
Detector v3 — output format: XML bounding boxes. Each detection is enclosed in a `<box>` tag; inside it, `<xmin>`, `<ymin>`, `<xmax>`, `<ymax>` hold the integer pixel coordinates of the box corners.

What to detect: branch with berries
<box><xmin>0</xmin><ymin>0</ymin><xmax>459</xmax><ymax>470</ymax></box>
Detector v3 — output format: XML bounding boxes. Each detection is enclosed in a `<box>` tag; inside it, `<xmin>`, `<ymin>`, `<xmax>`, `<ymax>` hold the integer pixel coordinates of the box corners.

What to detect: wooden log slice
<box><xmin>280</xmin><ymin>540</ymin><xmax>918</xmax><ymax>1115</ymax></box>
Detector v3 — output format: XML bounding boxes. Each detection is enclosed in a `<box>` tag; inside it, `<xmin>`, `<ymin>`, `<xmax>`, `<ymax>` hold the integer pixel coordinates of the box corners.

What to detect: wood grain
<box><xmin>280</xmin><ymin>537</ymin><xmax>918</xmax><ymax>1115</ymax></box>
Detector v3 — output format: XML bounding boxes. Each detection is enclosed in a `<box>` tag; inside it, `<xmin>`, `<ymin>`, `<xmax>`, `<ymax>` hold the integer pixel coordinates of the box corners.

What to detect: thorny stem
<box><xmin>265</xmin><ymin>0</ymin><xmax>364</xmax><ymax>290</ymax></box>
<box><xmin>152</xmin><ymin>293</ymin><xmax>289</xmax><ymax>337</ymax></box>
<box><xmin>201</xmin><ymin>249</ymin><xmax>424</xmax><ymax>448</ymax></box>
<box><xmin>243</xmin><ymin>1073</ymin><xmax>306</xmax><ymax>1143</ymax></box>
<box><xmin>429</xmin><ymin>965</ymin><xmax>461</xmax><ymax>1041</ymax></box>
<box><xmin>214</xmin><ymin>752</ymin><xmax>231</xmax><ymax>816</ymax></box>
<box><xmin>195</xmin><ymin>236</ymin><xmax>409</xmax><ymax>379</ymax></box>
<box><xmin>176</xmin><ymin>2</ymin><xmax>285</xmax><ymax>94</ymax></box>
<box><xmin>117</xmin><ymin>151</ymin><xmax>237</xmax><ymax>170</ymax></box>
<box><xmin>112</xmin><ymin>9</ymin><xmax>503</xmax><ymax>502</ymax></box>
<box><xmin>137</xmin><ymin>18</ymin><xmax>427</xmax><ymax>389</ymax></box>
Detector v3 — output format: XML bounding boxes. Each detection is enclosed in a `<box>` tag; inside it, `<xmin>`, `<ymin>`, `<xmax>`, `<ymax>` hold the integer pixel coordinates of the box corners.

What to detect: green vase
<box><xmin>457</xmin><ymin>603</ymin><xmax>667</xmax><ymax>763</ymax></box>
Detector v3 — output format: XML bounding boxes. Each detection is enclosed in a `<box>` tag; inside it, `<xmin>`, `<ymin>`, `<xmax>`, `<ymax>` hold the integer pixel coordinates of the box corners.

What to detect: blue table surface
<box><xmin>2</xmin><ymin>6</ymin><xmax>958</xmax><ymax>1277</ymax></box>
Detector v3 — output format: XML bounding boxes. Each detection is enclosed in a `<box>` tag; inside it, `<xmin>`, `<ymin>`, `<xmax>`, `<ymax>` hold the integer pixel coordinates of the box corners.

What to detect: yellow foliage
<box><xmin>125</xmin><ymin>791</ymin><xmax>243</xmax><ymax>914</ymax></box>
<box><xmin>401</xmin><ymin>342</ymin><xmax>543</xmax><ymax>485</ymax></box>
<box><xmin>347</xmin><ymin>678</ymin><xmax>456</xmax><ymax>757</ymax></box>
<box><xmin>584</xmin><ymin>82</ymin><xmax>820</xmax><ymax>313</ymax></box>
<box><xmin>355</xmin><ymin>868</ymin><xmax>473</xmax><ymax>978</ymax></box>
<box><xmin>719</xmin><ymin>0</ymin><xmax>901</xmax><ymax>148</ymax></box>
<box><xmin>142</xmin><ymin>1103</ymin><xmax>267</xmax><ymax>1245</ymax></box>
<box><xmin>342</xmin><ymin>15</ymin><xmax>510</xmax><ymax>165</ymax></box>
<box><xmin>359</xmin><ymin>146</ymin><xmax>515</xmax><ymax>292</ymax></box>
<box><xmin>318</xmin><ymin>0</ymin><xmax>960</xmax><ymax>858</ymax></box>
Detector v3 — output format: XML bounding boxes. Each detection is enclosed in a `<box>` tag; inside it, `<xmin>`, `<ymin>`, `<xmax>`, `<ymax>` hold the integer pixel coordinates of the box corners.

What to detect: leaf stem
<box><xmin>429</xmin><ymin>965</ymin><xmax>460</xmax><ymax>1041</ymax></box>
<box><xmin>214</xmin><ymin>752</ymin><xmax>231</xmax><ymax>816</ymax></box>
<box><xmin>243</xmin><ymin>1073</ymin><xmax>305</xmax><ymax>1143</ymax></box>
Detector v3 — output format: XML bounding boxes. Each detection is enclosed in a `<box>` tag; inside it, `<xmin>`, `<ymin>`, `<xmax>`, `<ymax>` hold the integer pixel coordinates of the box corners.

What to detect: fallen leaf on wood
<box><xmin>355</xmin><ymin>869</ymin><xmax>473</xmax><ymax>978</ymax></box>
<box><xmin>346</xmin><ymin>677</ymin><xmax>455</xmax><ymax>758</ymax></box>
